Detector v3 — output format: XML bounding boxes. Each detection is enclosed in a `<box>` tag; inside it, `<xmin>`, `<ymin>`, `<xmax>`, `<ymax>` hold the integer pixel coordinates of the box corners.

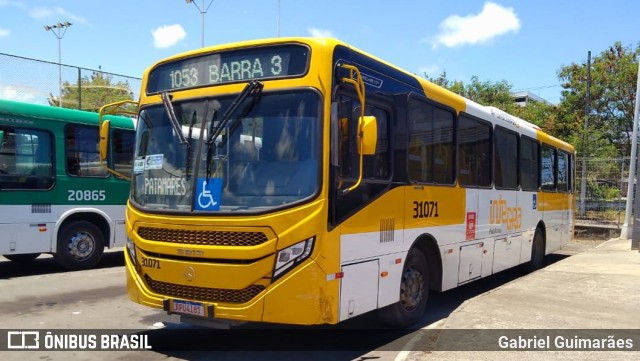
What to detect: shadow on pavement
<box><xmin>0</xmin><ymin>251</ymin><xmax>124</xmax><ymax>279</ymax></box>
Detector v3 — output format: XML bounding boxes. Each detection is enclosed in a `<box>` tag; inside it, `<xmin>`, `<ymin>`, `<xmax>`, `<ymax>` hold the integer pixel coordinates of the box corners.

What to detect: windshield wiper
<box><xmin>161</xmin><ymin>92</ymin><xmax>187</xmax><ymax>145</ymax></box>
<box><xmin>205</xmin><ymin>80</ymin><xmax>263</xmax><ymax>179</ymax></box>
<box><xmin>205</xmin><ymin>109</ymin><xmax>218</xmax><ymax>179</ymax></box>
<box><xmin>207</xmin><ymin>80</ymin><xmax>263</xmax><ymax>146</ymax></box>
<box><xmin>185</xmin><ymin>110</ymin><xmax>198</xmax><ymax>179</ymax></box>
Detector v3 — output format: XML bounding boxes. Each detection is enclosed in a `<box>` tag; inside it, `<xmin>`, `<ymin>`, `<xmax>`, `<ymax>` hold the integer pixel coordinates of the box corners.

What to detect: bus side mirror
<box><xmin>359</xmin><ymin>115</ymin><xmax>377</xmax><ymax>155</ymax></box>
<box><xmin>99</xmin><ymin>119</ymin><xmax>110</xmax><ymax>163</ymax></box>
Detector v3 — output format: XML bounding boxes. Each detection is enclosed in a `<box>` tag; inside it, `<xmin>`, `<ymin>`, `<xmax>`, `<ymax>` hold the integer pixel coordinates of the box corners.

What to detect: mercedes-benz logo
<box><xmin>184</xmin><ymin>266</ymin><xmax>195</xmax><ymax>282</ymax></box>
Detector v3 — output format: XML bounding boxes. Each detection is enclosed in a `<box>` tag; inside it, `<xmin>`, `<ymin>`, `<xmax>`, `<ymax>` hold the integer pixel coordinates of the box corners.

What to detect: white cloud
<box><xmin>431</xmin><ymin>1</ymin><xmax>520</xmax><ymax>49</ymax></box>
<box><xmin>0</xmin><ymin>85</ymin><xmax>38</xmax><ymax>103</ymax></box>
<box><xmin>308</xmin><ymin>27</ymin><xmax>335</xmax><ymax>38</ymax></box>
<box><xmin>0</xmin><ymin>28</ymin><xmax>10</xmax><ymax>38</ymax></box>
<box><xmin>0</xmin><ymin>0</ymin><xmax>25</xmax><ymax>7</ymax></box>
<box><xmin>29</xmin><ymin>7</ymin><xmax>53</xmax><ymax>19</ymax></box>
<box><xmin>152</xmin><ymin>24</ymin><xmax>186</xmax><ymax>49</ymax></box>
<box><xmin>29</xmin><ymin>6</ymin><xmax>88</xmax><ymax>24</ymax></box>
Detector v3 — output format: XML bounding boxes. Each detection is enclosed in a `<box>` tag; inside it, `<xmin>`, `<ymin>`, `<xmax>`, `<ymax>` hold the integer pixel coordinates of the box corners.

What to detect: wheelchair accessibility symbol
<box><xmin>195</xmin><ymin>178</ymin><xmax>222</xmax><ymax>211</ymax></box>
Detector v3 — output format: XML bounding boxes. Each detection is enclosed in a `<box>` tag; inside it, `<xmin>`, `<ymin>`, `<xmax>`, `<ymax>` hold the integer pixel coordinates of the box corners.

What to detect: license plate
<box><xmin>171</xmin><ymin>300</ymin><xmax>206</xmax><ymax>317</ymax></box>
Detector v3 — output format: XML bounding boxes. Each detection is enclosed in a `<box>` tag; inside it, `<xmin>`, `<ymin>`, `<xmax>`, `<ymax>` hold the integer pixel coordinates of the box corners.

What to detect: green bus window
<box><xmin>65</xmin><ymin>124</ymin><xmax>108</xmax><ymax>178</ymax></box>
<box><xmin>112</xmin><ymin>129</ymin><xmax>135</xmax><ymax>178</ymax></box>
<box><xmin>0</xmin><ymin>126</ymin><xmax>54</xmax><ymax>190</ymax></box>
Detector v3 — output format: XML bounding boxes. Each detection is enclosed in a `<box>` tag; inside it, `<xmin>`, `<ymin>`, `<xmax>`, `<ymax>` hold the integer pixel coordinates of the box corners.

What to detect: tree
<box><xmin>48</xmin><ymin>70</ymin><xmax>135</xmax><ymax>112</ymax></box>
<box><xmin>557</xmin><ymin>42</ymin><xmax>640</xmax><ymax>158</ymax></box>
<box><xmin>425</xmin><ymin>71</ymin><xmax>562</xmax><ymax>138</ymax></box>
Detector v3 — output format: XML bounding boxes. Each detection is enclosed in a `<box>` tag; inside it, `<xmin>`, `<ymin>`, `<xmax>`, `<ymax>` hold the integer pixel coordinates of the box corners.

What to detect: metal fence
<box><xmin>0</xmin><ymin>52</ymin><xmax>140</xmax><ymax>111</ymax></box>
<box><xmin>575</xmin><ymin>157</ymin><xmax>632</xmax><ymax>228</ymax></box>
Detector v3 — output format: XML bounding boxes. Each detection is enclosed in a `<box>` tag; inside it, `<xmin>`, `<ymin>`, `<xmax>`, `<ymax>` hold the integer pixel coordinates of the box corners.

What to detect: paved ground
<box><xmin>398</xmin><ymin>237</ymin><xmax>640</xmax><ymax>360</ymax></box>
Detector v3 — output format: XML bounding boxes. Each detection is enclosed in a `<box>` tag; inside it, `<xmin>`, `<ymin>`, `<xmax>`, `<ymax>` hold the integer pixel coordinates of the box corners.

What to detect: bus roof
<box><xmin>0</xmin><ymin>98</ymin><xmax>135</xmax><ymax>130</ymax></box>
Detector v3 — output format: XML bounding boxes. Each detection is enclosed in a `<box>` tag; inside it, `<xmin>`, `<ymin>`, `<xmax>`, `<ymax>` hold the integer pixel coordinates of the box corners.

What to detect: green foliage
<box><xmin>557</xmin><ymin>42</ymin><xmax>640</xmax><ymax>158</ymax></box>
<box><xmin>425</xmin><ymin>71</ymin><xmax>563</xmax><ymax>140</ymax></box>
<box><xmin>581</xmin><ymin>179</ymin><xmax>620</xmax><ymax>201</ymax></box>
<box><xmin>48</xmin><ymin>71</ymin><xmax>135</xmax><ymax>112</ymax></box>
<box><xmin>425</xmin><ymin>40</ymin><xmax>640</xmax><ymax>156</ymax></box>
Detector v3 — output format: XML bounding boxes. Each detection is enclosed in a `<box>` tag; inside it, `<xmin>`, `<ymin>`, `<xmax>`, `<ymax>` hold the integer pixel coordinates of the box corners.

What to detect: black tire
<box><xmin>3</xmin><ymin>253</ymin><xmax>41</xmax><ymax>263</ymax></box>
<box><xmin>523</xmin><ymin>229</ymin><xmax>545</xmax><ymax>273</ymax></box>
<box><xmin>54</xmin><ymin>221</ymin><xmax>104</xmax><ymax>270</ymax></box>
<box><xmin>379</xmin><ymin>248</ymin><xmax>429</xmax><ymax>327</ymax></box>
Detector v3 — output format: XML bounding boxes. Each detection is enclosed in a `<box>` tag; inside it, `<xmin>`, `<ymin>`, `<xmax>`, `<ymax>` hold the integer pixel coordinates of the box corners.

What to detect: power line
<box><xmin>513</xmin><ymin>84</ymin><xmax>562</xmax><ymax>92</ymax></box>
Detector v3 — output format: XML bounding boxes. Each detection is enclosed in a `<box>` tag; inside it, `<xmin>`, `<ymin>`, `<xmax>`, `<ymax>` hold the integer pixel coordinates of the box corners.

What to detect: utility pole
<box><xmin>630</xmin><ymin>60</ymin><xmax>640</xmax><ymax>250</ymax></box>
<box><xmin>621</xmin><ymin>59</ymin><xmax>640</xmax><ymax>241</ymax></box>
<box><xmin>277</xmin><ymin>0</ymin><xmax>280</xmax><ymax>37</ymax></box>
<box><xmin>185</xmin><ymin>0</ymin><xmax>215</xmax><ymax>48</ymax></box>
<box><xmin>44</xmin><ymin>21</ymin><xmax>72</xmax><ymax>107</ymax></box>
<box><xmin>579</xmin><ymin>51</ymin><xmax>591</xmax><ymax>217</ymax></box>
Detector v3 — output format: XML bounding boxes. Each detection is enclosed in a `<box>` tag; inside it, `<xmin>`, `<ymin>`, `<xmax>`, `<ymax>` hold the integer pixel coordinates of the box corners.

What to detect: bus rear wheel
<box><xmin>54</xmin><ymin>221</ymin><xmax>104</xmax><ymax>270</ymax></box>
<box><xmin>523</xmin><ymin>229</ymin><xmax>545</xmax><ymax>273</ymax></box>
<box><xmin>379</xmin><ymin>248</ymin><xmax>429</xmax><ymax>327</ymax></box>
<box><xmin>3</xmin><ymin>253</ymin><xmax>41</xmax><ymax>263</ymax></box>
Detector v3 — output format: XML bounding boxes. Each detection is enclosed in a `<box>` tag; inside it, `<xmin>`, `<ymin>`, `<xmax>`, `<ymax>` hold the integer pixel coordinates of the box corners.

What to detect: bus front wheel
<box><xmin>379</xmin><ymin>248</ymin><xmax>429</xmax><ymax>327</ymax></box>
<box><xmin>54</xmin><ymin>221</ymin><xmax>104</xmax><ymax>270</ymax></box>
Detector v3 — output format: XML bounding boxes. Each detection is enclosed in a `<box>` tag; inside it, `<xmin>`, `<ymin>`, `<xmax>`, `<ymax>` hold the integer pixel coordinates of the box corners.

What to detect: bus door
<box><xmin>0</xmin><ymin>126</ymin><xmax>55</xmax><ymax>255</ymax></box>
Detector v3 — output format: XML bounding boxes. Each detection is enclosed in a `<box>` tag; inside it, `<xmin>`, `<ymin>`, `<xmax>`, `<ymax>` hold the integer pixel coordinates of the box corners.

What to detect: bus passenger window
<box><xmin>457</xmin><ymin>114</ymin><xmax>491</xmax><ymax>187</ymax></box>
<box><xmin>0</xmin><ymin>126</ymin><xmax>54</xmax><ymax>189</ymax></box>
<box><xmin>494</xmin><ymin>126</ymin><xmax>518</xmax><ymax>189</ymax></box>
<box><xmin>408</xmin><ymin>98</ymin><xmax>454</xmax><ymax>184</ymax></box>
<box><xmin>65</xmin><ymin>124</ymin><xmax>108</xmax><ymax>178</ymax></box>
<box><xmin>520</xmin><ymin>136</ymin><xmax>540</xmax><ymax>191</ymax></box>
<box><xmin>541</xmin><ymin>145</ymin><xmax>556</xmax><ymax>191</ymax></box>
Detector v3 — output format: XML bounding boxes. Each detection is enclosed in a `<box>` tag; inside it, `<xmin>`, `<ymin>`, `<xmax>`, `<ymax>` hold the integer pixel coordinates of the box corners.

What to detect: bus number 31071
<box><xmin>68</xmin><ymin>190</ymin><xmax>106</xmax><ymax>202</ymax></box>
<box><xmin>412</xmin><ymin>200</ymin><xmax>439</xmax><ymax>219</ymax></box>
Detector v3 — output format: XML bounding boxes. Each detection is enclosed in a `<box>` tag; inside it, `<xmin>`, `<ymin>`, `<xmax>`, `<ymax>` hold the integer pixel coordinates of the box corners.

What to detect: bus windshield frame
<box><xmin>131</xmin><ymin>88</ymin><xmax>322</xmax><ymax>214</ymax></box>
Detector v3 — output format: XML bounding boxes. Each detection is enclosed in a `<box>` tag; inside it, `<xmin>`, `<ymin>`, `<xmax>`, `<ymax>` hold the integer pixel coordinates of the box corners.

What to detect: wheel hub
<box><xmin>400</xmin><ymin>267</ymin><xmax>424</xmax><ymax>311</ymax></box>
<box><xmin>68</xmin><ymin>232</ymin><xmax>95</xmax><ymax>260</ymax></box>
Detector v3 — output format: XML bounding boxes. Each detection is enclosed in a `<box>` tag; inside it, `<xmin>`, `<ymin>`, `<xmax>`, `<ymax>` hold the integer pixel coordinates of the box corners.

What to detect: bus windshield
<box><xmin>131</xmin><ymin>90</ymin><xmax>320</xmax><ymax>213</ymax></box>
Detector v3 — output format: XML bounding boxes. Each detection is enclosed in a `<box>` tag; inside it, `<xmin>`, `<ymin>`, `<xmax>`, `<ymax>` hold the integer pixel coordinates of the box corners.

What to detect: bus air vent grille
<box><xmin>144</xmin><ymin>274</ymin><xmax>265</xmax><ymax>304</ymax></box>
<box><xmin>137</xmin><ymin>227</ymin><xmax>268</xmax><ymax>247</ymax></box>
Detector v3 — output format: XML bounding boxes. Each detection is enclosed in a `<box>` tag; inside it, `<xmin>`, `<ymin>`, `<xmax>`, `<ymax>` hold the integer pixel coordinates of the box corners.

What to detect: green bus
<box><xmin>0</xmin><ymin>98</ymin><xmax>134</xmax><ymax>270</ymax></box>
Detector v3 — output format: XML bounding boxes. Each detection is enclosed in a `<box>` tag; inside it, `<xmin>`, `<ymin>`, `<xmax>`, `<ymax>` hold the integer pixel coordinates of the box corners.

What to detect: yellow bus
<box><xmin>100</xmin><ymin>37</ymin><xmax>574</xmax><ymax>327</ymax></box>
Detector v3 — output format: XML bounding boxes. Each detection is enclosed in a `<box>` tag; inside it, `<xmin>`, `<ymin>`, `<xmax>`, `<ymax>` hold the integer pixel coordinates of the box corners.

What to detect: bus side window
<box><xmin>65</xmin><ymin>124</ymin><xmax>108</xmax><ymax>178</ymax></box>
<box><xmin>457</xmin><ymin>114</ymin><xmax>492</xmax><ymax>188</ymax></box>
<box><xmin>541</xmin><ymin>145</ymin><xmax>556</xmax><ymax>191</ymax></box>
<box><xmin>0</xmin><ymin>127</ymin><xmax>54</xmax><ymax>190</ymax></box>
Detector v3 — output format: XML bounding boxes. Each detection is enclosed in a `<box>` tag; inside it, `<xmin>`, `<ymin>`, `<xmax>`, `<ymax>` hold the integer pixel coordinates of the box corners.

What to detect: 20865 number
<box><xmin>67</xmin><ymin>190</ymin><xmax>106</xmax><ymax>201</ymax></box>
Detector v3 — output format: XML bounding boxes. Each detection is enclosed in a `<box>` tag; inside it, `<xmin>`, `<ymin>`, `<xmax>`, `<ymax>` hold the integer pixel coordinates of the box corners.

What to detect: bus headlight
<box><xmin>273</xmin><ymin>236</ymin><xmax>315</xmax><ymax>280</ymax></box>
<box><xmin>126</xmin><ymin>236</ymin><xmax>137</xmax><ymax>266</ymax></box>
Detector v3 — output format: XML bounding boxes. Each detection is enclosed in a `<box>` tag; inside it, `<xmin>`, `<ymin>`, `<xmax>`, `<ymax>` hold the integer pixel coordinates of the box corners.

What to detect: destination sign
<box><xmin>147</xmin><ymin>44</ymin><xmax>310</xmax><ymax>93</ymax></box>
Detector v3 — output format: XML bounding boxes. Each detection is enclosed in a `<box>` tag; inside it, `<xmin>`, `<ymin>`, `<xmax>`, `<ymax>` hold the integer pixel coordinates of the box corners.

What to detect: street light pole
<box><xmin>185</xmin><ymin>0</ymin><xmax>215</xmax><ymax>48</ymax></box>
<box><xmin>44</xmin><ymin>21</ymin><xmax>72</xmax><ymax>107</ymax></box>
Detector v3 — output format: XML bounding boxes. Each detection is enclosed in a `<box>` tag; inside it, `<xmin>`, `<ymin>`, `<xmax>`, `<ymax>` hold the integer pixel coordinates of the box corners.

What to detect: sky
<box><xmin>0</xmin><ymin>0</ymin><xmax>638</xmax><ymax>105</ymax></box>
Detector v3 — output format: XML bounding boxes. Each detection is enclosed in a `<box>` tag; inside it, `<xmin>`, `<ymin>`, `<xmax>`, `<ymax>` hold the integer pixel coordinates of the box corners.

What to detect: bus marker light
<box><xmin>38</xmin><ymin>224</ymin><xmax>47</xmax><ymax>232</ymax></box>
<box><xmin>395</xmin><ymin>258</ymin><xmax>402</xmax><ymax>264</ymax></box>
<box><xmin>380</xmin><ymin>271</ymin><xmax>388</xmax><ymax>278</ymax></box>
